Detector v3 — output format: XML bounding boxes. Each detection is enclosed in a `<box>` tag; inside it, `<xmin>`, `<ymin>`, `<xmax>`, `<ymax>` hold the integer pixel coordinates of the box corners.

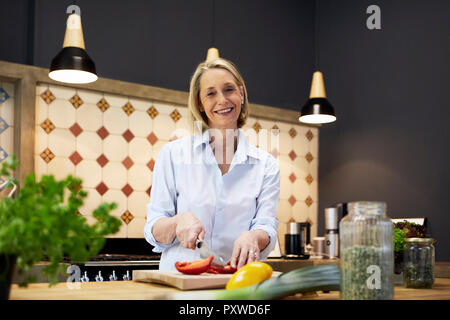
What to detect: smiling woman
<box><xmin>144</xmin><ymin>58</ymin><xmax>280</xmax><ymax>271</ymax></box>
<box><xmin>199</xmin><ymin>69</ymin><xmax>243</xmax><ymax>130</ymax></box>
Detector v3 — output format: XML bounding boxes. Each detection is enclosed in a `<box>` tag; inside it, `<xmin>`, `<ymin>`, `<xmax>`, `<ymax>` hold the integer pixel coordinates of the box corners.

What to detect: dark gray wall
<box><xmin>317</xmin><ymin>0</ymin><xmax>450</xmax><ymax>261</ymax></box>
<box><xmin>0</xmin><ymin>0</ymin><xmax>34</xmax><ymax>64</ymax></box>
<box><xmin>1</xmin><ymin>0</ymin><xmax>449</xmax><ymax>261</ymax></box>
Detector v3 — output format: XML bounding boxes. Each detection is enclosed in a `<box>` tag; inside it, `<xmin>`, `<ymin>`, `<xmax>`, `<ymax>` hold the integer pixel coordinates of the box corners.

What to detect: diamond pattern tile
<box><xmin>122</xmin><ymin>184</ymin><xmax>133</xmax><ymax>197</ymax></box>
<box><xmin>122</xmin><ymin>156</ymin><xmax>134</xmax><ymax>170</ymax></box>
<box><xmin>0</xmin><ymin>147</ymin><xmax>8</xmax><ymax>162</ymax></box>
<box><xmin>147</xmin><ymin>185</ymin><xmax>152</xmax><ymax>197</ymax></box>
<box><xmin>121</xmin><ymin>210</ymin><xmax>134</xmax><ymax>225</ymax></box>
<box><xmin>289</xmin><ymin>173</ymin><xmax>296</xmax><ymax>183</ymax></box>
<box><xmin>40</xmin><ymin>119</ymin><xmax>55</xmax><ymax>134</ymax></box>
<box><xmin>271</xmin><ymin>125</ymin><xmax>280</xmax><ymax>136</ymax></box>
<box><xmin>170</xmin><ymin>109</ymin><xmax>182</xmax><ymax>122</ymax></box>
<box><xmin>97</xmin><ymin>97</ymin><xmax>110</xmax><ymax>112</ymax></box>
<box><xmin>288</xmin><ymin>150</ymin><xmax>297</xmax><ymax>161</ymax></box>
<box><xmin>69</xmin><ymin>151</ymin><xmax>83</xmax><ymax>166</ymax></box>
<box><xmin>147</xmin><ymin>132</ymin><xmax>158</xmax><ymax>145</ymax></box>
<box><xmin>306</xmin><ymin>129</ymin><xmax>314</xmax><ymax>141</ymax></box>
<box><xmin>40</xmin><ymin>148</ymin><xmax>55</xmax><ymax>163</ymax></box>
<box><xmin>305</xmin><ymin>152</ymin><xmax>314</xmax><ymax>163</ymax></box>
<box><xmin>146</xmin><ymin>105</ymin><xmax>159</xmax><ymax>119</ymax></box>
<box><xmin>69</xmin><ymin>123</ymin><xmax>83</xmax><ymax>137</ymax></box>
<box><xmin>305</xmin><ymin>174</ymin><xmax>314</xmax><ymax>185</ymax></box>
<box><xmin>95</xmin><ymin>182</ymin><xmax>109</xmax><ymax>196</ymax></box>
<box><xmin>122</xmin><ymin>102</ymin><xmax>135</xmax><ymax>116</ymax></box>
<box><xmin>252</xmin><ymin>121</ymin><xmax>262</xmax><ymax>134</ymax></box>
<box><xmin>289</xmin><ymin>127</ymin><xmax>297</xmax><ymax>138</ymax></box>
<box><xmin>288</xmin><ymin>195</ymin><xmax>297</xmax><ymax>206</ymax></box>
<box><xmin>305</xmin><ymin>196</ymin><xmax>313</xmax><ymax>207</ymax></box>
<box><xmin>96</xmin><ymin>126</ymin><xmax>110</xmax><ymax>140</ymax></box>
<box><xmin>122</xmin><ymin>129</ymin><xmax>135</xmax><ymax>143</ymax></box>
<box><xmin>147</xmin><ymin>159</ymin><xmax>155</xmax><ymax>172</ymax></box>
<box><xmin>96</xmin><ymin>154</ymin><xmax>109</xmax><ymax>168</ymax></box>
<box><xmin>0</xmin><ymin>87</ymin><xmax>9</xmax><ymax>103</ymax></box>
<box><xmin>0</xmin><ymin>118</ymin><xmax>9</xmax><ymax>134</ymax></box>
<box><xmin>40</xmin><ymin>89</ymin><xmax>56</xmax><ymax>104</ymax></box>
<box><xmin>69</xmin><ymin>94</ymin><xmax>83</xmax><ymax>109</ymax></box>
<box><xmin>306</xmin><ymin>217</ymin><xmax>313</xmax><ymax>226</ymax></box>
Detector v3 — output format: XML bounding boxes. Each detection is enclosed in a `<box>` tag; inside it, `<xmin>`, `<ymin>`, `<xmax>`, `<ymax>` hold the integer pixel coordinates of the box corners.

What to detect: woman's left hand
<box><xmin>229</xmin><ymin>230</ymin><xmax>268</xmax><ymax>270</ymax></box>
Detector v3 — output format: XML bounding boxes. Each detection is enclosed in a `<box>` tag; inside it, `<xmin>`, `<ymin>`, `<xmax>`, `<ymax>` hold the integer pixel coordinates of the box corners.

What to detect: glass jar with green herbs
<box><xmin>340</xmin><ymin>201</ymin><xmax>394</xmax><ymax>300</ymax></box>
<box><xmin>403</xmin><ymin>238</ymin><xmax>435</xmax><ymax>288</ymax></box>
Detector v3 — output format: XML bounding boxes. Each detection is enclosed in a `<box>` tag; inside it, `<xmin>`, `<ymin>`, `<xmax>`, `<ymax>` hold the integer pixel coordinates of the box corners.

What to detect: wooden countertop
<box><xmin>10</xmin><ymin>278</ymin><xmax>450</xmax><ymax>300</ymax></box>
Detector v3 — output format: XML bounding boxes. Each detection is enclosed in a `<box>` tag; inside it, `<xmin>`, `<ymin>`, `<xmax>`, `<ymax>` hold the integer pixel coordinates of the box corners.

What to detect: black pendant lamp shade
<box><xmin>49</xmin><ymin>47</ymin><xmax>97</xmax><ymax>84</ymax></box>
<box><xmin>48</xmin><ymin>11</ymin><xmax>98</xmax><ymax>84</ymax></box>
<box><xmin>299</xmin><ymin>71</ymin><xmax>336</xmax><ymax>124</ymax></box>
<box><xmin>300</xmin><ymin>97</ymin><xmax>336</xmax><ymax>124</ymax></box>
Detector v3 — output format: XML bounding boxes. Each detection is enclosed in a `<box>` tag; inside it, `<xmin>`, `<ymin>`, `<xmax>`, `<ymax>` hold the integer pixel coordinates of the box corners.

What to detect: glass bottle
<box><xmin>340</xmin><ymin>201</ymin><xmax>394</xmax><ymax>300</ymax></box>
<box><xmin>403</xmin><ymin>238</ymin><xmax>435</xmax><ymax>288</ymax></box>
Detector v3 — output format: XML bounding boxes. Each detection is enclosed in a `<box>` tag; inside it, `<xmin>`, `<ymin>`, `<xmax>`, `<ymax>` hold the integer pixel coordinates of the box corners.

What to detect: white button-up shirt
<box><xmin>144</xmin><ymin>128</ymin><xmax>280</xmax><ymax>270</ymax></box>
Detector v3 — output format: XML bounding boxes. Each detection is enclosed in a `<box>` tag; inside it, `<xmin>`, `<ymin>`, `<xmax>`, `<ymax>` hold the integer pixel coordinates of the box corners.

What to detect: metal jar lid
<box><xmin>405</xmin><ymin>238</ymin><xmax>434</xmax><ymax>244</ymax></box>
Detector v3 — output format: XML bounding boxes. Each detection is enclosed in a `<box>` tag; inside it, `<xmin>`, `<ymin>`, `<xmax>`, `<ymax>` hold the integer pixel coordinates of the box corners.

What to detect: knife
<box><xmin>195</xmin><ymin>239</ymin><xmax>226</xmax><ymax>267</ymax></box>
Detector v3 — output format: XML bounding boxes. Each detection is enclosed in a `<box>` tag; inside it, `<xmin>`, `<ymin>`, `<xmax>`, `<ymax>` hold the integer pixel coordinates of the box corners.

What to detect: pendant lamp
<box><xmin>49</xmin><ymin>5</ymin><xmax>97</xmax><ymax>84</ymax></box>
<box><xmin>299</xmin><ymin>71</ymin><xmax>336</xmax><ymax>124</ymax></box>
<box><xmin>299</xmin><ymin>0</ymin><xmax>336</xmax><ymax>124</ymax></box>
<box><xmin>206</xmin><ymin>0</ymin><xmax>220</xmax><ymax>61</ymax></box>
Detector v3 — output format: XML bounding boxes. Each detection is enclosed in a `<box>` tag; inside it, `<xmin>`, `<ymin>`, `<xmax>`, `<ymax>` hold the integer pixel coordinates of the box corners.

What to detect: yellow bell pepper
<box><xmin>226</xmin><ymin>261</ymin><xmax>273</xmax><ymax>290</ymax></box>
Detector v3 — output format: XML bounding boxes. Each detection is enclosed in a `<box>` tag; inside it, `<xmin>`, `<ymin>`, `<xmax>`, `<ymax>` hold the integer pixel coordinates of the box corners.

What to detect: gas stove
<box><xmin>71</xmin><ymin>239</ymin><xmax>161</xmax><ymax>282</ymax></box>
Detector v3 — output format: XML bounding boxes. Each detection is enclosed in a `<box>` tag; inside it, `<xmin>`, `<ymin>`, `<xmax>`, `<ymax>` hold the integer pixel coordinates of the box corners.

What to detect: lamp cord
<box><xmin>211</xmin><ymin>0</ymin><xmax>216</xmax><ymax>47</ymax></box>
<box><xmin>315</xmin><ymin>0</ymin><xmax>320</xmax><ymax>71</ymax></box>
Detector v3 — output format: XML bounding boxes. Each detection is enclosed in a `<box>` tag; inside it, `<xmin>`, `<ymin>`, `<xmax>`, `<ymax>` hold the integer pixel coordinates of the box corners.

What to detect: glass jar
<box><xmin>340</xmin><ymin>201</ymin><xmax>394</xmax><ymax>300</ymax></box>
<box><xmin>403</xmin><ymin>238</ymin><xmax>435</xmax><ymax>288</ymax></box>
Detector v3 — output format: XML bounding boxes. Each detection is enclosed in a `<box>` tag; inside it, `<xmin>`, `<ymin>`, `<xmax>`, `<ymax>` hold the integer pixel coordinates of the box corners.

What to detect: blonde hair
<box><xmin>187</xmin><ymin>58</ymin><xmax>249</xmax><ymax>133</ymax></box>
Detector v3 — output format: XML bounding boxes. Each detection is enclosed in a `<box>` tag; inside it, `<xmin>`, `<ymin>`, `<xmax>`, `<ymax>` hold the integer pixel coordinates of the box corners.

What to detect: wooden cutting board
<box><xmin>132</xmin><ymin>270</ymin><xmax>281</xmax><ymax>291</ymax></box>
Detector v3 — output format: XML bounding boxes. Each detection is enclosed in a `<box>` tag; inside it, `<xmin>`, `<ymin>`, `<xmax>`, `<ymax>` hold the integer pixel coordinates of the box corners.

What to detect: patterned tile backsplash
<box><xmin>34</xmin><ymin>83</ymin><xmax>319</xmax><ymax>250</ymax></box>
<box><xmin>0</xmin><ymin>81</ymin><xmax>14</xmax><ymax>165</ymax></box>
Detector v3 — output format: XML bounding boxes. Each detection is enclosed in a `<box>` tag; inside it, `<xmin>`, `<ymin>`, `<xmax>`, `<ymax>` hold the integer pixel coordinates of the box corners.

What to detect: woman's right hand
<box><xmin>175</xmin><ymin>212</ymin><xmax>205</xmax><ymax>249</ymax></box>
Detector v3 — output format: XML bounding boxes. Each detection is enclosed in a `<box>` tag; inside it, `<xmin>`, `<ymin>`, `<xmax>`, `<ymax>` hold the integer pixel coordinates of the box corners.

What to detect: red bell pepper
<box><xmin>207</xmin><ymin>264</ymin><xmax>237</xmax><ymax>274</ymax></box>
<box><xmin>175</xmin><ymin>256</ymin><xmax>214</xmax><ymax>275</ymax></box>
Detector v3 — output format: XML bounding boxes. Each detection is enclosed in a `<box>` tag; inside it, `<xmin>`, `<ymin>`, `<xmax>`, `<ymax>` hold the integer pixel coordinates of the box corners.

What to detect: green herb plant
<box><xmin>394</xmin><ymin>228</ymin><xmax>405</xmax><ymax>253</ymax></box>
<box><xmin>393</xmin><ymin>220</ymin><xmax>429</xmax><ymax>278</ymax></box>
<box><xmin>394</xmin><ymin>220</ymin><xmax>427</xmax><ymax>240</ymax></box>
<box><xmin>0</xmin><ymin>155</ymin><xmax>121</xmax><ymax>286</ymax></box>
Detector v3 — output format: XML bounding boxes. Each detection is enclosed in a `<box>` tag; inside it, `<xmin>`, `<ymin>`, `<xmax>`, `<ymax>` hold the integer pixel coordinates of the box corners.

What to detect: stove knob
<box><xmin>109</xmin><ymin>270</ymin><xmax>118</xmax><ymax>281</ymax></box>
<box><xmin>80</xmin><ymin>271</ymin><xmax>90</xmax><ymax>282</ymax></box>
<box><xmin>95</xmin><ymin>271</ymin><xmax>104</xmax><ymax>282</ymax></box>
<box><xmin>122</xmin><ymin>270</ymin><xmax>131</xmax><ymax>281</ymax></box>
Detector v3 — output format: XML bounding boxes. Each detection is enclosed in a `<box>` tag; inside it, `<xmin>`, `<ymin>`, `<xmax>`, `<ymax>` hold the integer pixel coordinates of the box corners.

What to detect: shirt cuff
<box><xmin>250</xmin><ymin>217</ymin><xmax>279</xmax><ymax>260</ymax></box>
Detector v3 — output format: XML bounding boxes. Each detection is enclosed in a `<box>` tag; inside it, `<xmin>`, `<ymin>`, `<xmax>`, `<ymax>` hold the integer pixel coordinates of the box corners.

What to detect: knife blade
<box><xmin>195</xmin><ymin>239</ymin><xmax>226</xmax><ymax>267</ymax></box>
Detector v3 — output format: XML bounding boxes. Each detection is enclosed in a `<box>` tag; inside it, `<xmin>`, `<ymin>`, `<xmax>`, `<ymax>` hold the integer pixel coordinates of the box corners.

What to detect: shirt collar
<box><xmin>193</xmin><ymin>129</ymin><xmax>261</xmax><ymax>162</ymax></box>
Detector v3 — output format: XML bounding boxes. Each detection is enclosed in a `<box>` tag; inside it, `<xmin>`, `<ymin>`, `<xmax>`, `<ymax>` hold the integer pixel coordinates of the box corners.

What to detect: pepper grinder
<box><xmin>325</xmin><ymin>207</ymin><xmax>339</xmax><ymax>259</ymax></box>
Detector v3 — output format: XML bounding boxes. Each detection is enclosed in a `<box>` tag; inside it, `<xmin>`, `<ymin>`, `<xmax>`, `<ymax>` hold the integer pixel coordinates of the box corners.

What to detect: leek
<box><xmin>158</xmin><ymin>264</ymin><xmax>341</xmax><ymax>300</ymax></box>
